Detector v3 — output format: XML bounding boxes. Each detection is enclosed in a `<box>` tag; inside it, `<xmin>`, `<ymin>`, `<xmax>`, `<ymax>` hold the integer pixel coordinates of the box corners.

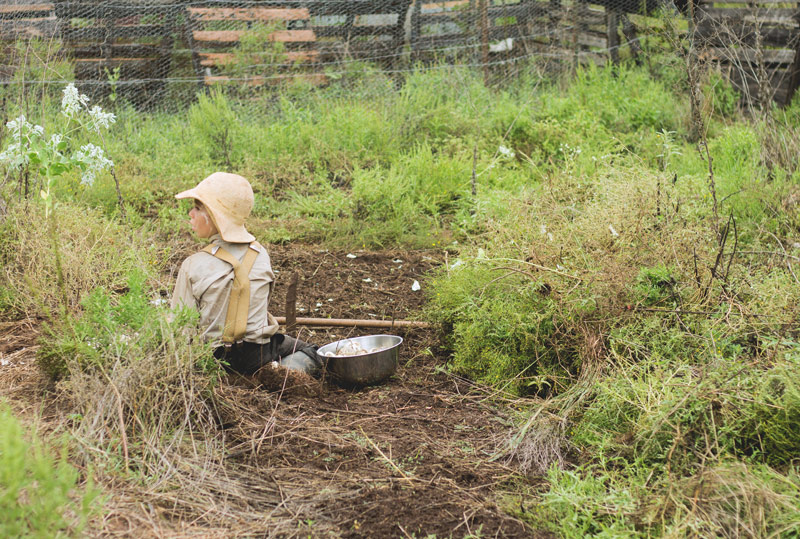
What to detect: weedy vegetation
<box><xmin>1</xmin><ymin>23</ymin><xmax>800</xmax><ymax>535</ymax></box>
<box><xmin>0</xmin><ymin>403</ymin><xmax>100</xmax><ymax>536</ymax></box>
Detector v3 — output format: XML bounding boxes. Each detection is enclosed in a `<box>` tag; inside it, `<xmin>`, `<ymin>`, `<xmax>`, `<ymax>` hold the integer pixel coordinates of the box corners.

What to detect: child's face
<box><xmin>188</xmin><ymin>201</ymin><xmax>218</xmax><ymax>239</ymax></box>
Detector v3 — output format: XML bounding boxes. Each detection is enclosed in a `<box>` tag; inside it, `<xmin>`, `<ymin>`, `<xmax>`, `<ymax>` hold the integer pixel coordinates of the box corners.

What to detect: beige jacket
<box><xmin>171</xmin><ymin>235</ymin><xmax>279</xmax><ymax>344</ymax></box>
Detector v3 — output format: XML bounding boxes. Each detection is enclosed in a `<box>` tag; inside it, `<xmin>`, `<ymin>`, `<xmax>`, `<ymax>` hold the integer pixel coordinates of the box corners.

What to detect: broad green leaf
<box><xmin>49</xmin><ymin>163</ymin><xmax>67</xmax><ymax>176</ymax></box>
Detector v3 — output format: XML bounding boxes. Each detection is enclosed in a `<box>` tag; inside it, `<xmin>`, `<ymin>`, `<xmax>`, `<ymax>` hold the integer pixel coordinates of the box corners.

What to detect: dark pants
<box><xmin>214</xmin><ymin>333</ymin><xmax>319</xmax><ymax>375</ymax></box>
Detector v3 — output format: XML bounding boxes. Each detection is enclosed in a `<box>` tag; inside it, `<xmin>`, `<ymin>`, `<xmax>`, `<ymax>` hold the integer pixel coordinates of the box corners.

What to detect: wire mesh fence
<box><xmin>0</xmin><ymin>0</ymin><xmax>798</xmax><ymax>110</ymax></box>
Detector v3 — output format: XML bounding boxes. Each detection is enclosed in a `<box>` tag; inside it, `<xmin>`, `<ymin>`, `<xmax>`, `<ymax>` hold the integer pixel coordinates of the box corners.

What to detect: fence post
<box><xmin>411</xmin><ymin>0</ymin><xmax>421</xmax><ymax>60</ymax></box>
<box><xmin>607</xmin><ymin>9</ymin><xmax>620</xmax><ymax>65</ymax></box>
<box><xmin>480</xmin><ymin>0</ymin><xmax>490</xmax><ymax>85</ymax></box>
<box><xmin>785</xmin><ymin>13</ymin><xmax>800</xmax><ymax>105</ymax></box>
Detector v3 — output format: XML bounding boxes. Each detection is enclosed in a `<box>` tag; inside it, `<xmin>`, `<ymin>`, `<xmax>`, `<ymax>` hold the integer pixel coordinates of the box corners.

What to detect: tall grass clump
<box><xmin>0</xmin><ymin>203</ymin><xmax>159</xmax><ymax>316</ymax></box>
<box><xmin>0</xmin><ymin>404</ymin><xmax>100</xmax><ymax>536</ymax></box>
<box><xmin>38</xmin><ymin>270</ymin><xmax>222</xmax><ymax>478</ymax></box>
<box><xmin>188</xmin><ymin>88</ymin><xmax>242</xmax><ymax>168</ymax></box>
<box><xmin>427</xmin><ymin>160</ymin><xmax>708</xmax><ymax>396</ymax></box>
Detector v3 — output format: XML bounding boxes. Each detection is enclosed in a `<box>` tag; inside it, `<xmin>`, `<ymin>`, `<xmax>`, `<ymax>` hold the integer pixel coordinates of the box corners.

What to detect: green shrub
<box><xmin>38</xmin><ymin>269</ymin><xmax>215</xmax><ymax>381</ymax></box>
<box><xmin>0</xmin><ymin>404</ymin><xmax>100</xmax><ymax>537</ymax></box>
<box><xmin>572</xmin><ymin>316</ymin><xmax>800</xmax><ymax>467</ymax></box>
<box><xmin>634</xmin><ymin>264</ymin><xmax>677</xmax><ymax>306</ymax></box>
<box><xmin>703</xmin><ymin>70</ymin><xmax>740</xmax><ymax>119</ymax></box>
<box><xmin>532</xmin><ymin>465</ymin><xmax>641</xmax><ymax>537</ymax></box>
<box><xmin>528</xmin><ymin>461</ymin><xmax>800</xmax><ymax>537</ymax></box>
<box><xmin>427</xmin><ymin>259</ymin><xmax>589</xmax><ymax>396</ymax></box>
<box><xmin>324</xmin><ymin>143</ymin><xmax>473</xmax><ymax>246</ymax></box>
<box><xmin>545</xmin><ymin>64</ymin><xmax>682</xmax><ymax>134</ymax></box>
<box><xmin>188</xmin><ymin>88</ymin><xmax>242</xmax><ymax>168</ymax></box>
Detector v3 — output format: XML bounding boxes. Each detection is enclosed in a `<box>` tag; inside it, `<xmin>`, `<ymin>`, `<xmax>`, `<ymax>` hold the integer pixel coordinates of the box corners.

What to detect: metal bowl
<box><xmin>317</xmin><ymin>335</ymin><xmax>403</xmax><ymax>385</ymax></box>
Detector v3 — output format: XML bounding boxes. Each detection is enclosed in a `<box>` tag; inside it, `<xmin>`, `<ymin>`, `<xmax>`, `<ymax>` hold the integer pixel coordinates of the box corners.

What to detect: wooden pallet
<box><xmin>0</xmin><ymin>3</ymin><xmax>57</xmax><ymax>40</ymax></box>
<box><xmin>187</xmin><ymin>1</ymin><xmax>418</xmax><ymax>86</ymax></box>
<box><xmin>186</xmin><ymin>5</ymin><xmax>324</xmax><ymax>87</ymax></box>
<box><xmin>304</xmin><ymin>0</ymin><xmax>410</xmax><ymax>61</ymax></box>
<box><xmin>54</xmin><ymin>1</ymin><xmax>181</xmax><ymax>107</ymax></box>
<box><xmin>695</xmin><ymin>0</ymin><xmax>800</xmax><ymax>105</ymax></box>
<box><xmin>409</xmin><ymin>0</ymin><xmax>612</xmax><ymax>65</ymax></box>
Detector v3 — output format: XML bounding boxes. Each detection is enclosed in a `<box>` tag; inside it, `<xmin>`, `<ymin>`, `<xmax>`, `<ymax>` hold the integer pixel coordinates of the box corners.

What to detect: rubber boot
<box><xmin>279</xmin><ymin>350</ymin><xmax>319</xmax><ymax>375</ymax></box>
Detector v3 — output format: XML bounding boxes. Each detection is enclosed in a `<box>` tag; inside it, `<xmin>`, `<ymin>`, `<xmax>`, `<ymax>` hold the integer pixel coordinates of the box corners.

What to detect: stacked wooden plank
<box><xmin>410</xmin><ymin>0</ymin><xmax>548</xmax><ymax>53</ymax></box>
<box><xmin>306</xmin><ymin>0</ymin><xmax>411</xmax><ymax>61</ymax></box>
<box><xmin>695</xmin><ymin>0</ymin><xmax>800</xmax><ymax>105</ymax></box>
<box><xmin>407</xmin><ymin>0</ymin><xmax>614</xmax><ymax>65</ymax></box>
<box><xmin>187</xmin><ymin>1</ymin><xmax>413</xmax><ymax>86</ymax></box>
<box><xmin>186</xmin><ymin>4</ymin><xmax>323</xmax><ymax>86</ymax></box>
<box><xmin>54</xmin><ymin>1</ymin><xmax>181</xmax><ymax>106</ymax></box>
<box><xmin>0</xmin><ymin>3</ymin><xmax>57</xmax><ymax>41</ymax></box>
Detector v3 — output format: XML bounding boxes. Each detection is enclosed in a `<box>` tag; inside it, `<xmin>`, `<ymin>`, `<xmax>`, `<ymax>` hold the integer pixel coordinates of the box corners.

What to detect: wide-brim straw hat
<box><xmin>175</xmin><ymin>172</ymin><xmax>255</xmax><ymax>243</ymax></box>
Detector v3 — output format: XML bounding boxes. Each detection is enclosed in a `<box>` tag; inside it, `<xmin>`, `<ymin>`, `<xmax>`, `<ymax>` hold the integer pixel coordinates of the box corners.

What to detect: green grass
<box><xmin>0</xmin><ymin>404</ymin><xmax>100</xmax><ymax>537</ymax></box>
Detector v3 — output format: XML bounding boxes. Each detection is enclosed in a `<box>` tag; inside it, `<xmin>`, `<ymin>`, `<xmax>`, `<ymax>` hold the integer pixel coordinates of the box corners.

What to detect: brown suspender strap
<box><xmin>202</xmin><ymin>242</ymin><xmax>261</xmax><ymax>343</ymax></box>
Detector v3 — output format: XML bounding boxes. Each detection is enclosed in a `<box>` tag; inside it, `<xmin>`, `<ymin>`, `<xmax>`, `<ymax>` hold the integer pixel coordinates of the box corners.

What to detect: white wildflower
<box><xmin>411</xmin><ymin>280</ymin><xmax>421</xmax><ymax>291</ymax></box>
<box><xmin>74</xmin><ymin>143</ymin><xmax>113</xmax><ymax>186</ymax></box>
<box><xmin>47</xmin><ymin>133</ymin><xmax>64</xmax><ymax>152</ymax></box>
<box><xmin>87</xmin><ymin>105</ymin><xmax>116</xmax><ymax>132</ymax></box>
<box><xmin>0</xmin><ymin>143</ymin><xmax>25</xmax><ymax>168</ymax></box>
<box><xmin>5</xmin><ymin>115</ymin><xmax>26</xmax><ymax>136</ymax></box>
<box><xmin>498</xmin><ymin>145</ymin><xmax>515</xmax><ymax>159</ymax></box>
<box><xmin>5</xmin><ymin>115</ymin><xmax>41</xmax><ymax>140</ymax></box>
<box><xmin>61</xmin><ymin>83</ymin><xmax>89</xmax><ymax>117</ymax></box>
<box><xmin>0</xmin><ymin>115</ymin><xmax>41</xmax><ymax>169</ymax></box>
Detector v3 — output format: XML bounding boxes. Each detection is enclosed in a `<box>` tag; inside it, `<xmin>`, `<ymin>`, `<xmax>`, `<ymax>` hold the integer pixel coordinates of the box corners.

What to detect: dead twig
<box><xmin>358</xmin><ymin>426</ymin><xmax>414</xmax><ymax>485</ymax></box>
<box><xmin>739</xmin><ymin>250</ymin><xmax>800</xmax><ymax>261</ymax></box>
<box><xmin>488</xmin><ymin>260</ymin><xmax>582</xmax><ymax>282</ymax></box>
<box><xmin>763</xmin><ymin>227</ymin><xmax>800</xmax><ymax>285</ymax></box>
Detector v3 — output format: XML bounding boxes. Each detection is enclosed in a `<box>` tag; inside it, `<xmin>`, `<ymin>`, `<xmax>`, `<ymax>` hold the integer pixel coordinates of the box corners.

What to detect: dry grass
<box><xmin>0</xmin><ymin>203</ymin><xmax>158</xmax><ymax>315</ymax></box>
<box><xmin>56</xmin><ymin>326</ymin><xmax>221</xmax><ymax>480</ymax></box>
<box><xmin>503</xmin><ymin>326</ymin><xmax>607</xmax><ymax>476</ymax></box>
<box><xmin>653</xmin><ymin>463</ymin><xmax>800</xmax><ymax>538</ymax></box>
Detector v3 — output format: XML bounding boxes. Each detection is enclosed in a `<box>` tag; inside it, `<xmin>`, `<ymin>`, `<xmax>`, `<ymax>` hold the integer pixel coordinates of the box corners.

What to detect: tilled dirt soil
<box><xmin>0</xmin><ymin>244</ymin><xmax>547</xmax><ymax>538</ymax></box>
